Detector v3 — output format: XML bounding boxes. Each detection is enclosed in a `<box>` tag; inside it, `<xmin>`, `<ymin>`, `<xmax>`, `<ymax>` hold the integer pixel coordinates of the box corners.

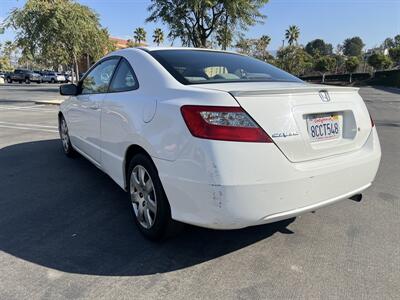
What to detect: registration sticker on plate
<box><xmin>307</xmin><ymin>114</ymin><xmax>341</xmax><ymax>142</ymax></box>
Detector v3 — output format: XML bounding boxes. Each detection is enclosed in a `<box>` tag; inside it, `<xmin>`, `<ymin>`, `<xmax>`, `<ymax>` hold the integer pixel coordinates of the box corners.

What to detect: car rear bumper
<box><xmin>154</xmin><ymin>127</ymin><xmax>381</xmax><ymax>229</ymax></box>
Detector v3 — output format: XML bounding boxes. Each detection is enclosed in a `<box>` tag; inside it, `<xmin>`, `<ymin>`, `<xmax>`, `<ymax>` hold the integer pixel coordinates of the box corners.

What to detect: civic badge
<box><xmin>319</xmin><ymin>90</ymin><xmax>330</xmax><ymax>102</ymax></box>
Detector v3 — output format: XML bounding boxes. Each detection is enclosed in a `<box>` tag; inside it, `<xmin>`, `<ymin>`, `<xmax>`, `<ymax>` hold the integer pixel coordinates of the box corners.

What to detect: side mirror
<box><xmin>60</xmin><ymin>83</ymin><xmax>78</xmax><ymax>96</ymax></box>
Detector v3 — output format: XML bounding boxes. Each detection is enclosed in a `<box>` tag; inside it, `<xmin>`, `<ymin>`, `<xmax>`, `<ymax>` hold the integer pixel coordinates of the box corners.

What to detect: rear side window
<box><xmin>81</xmin><ymin>58</ymin><xmax>120</xmax><ymax>94</ymax></box>
<box><xmin>109</xmin><ymin>58</ymin><xmax>139</xmax><ymax>92</ymax></box>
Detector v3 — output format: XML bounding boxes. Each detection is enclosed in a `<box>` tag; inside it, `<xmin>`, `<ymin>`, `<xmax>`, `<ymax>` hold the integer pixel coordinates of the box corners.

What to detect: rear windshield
<box><xmin>149</xmin><ymin>50</ymin><xmax>302</xmax><ymax>85</ymax></box>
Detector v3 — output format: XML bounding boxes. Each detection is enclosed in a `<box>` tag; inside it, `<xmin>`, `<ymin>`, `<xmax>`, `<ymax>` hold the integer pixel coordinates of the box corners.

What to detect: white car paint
<box><xmin>41</xmin><ymin>72</ymin><xmax>66</xmax><ymax>83</ymax></box>
<box><xmin>60</xmin><ymin>48</ymin><xmax>381</xmax><ymax>229</ymax></box>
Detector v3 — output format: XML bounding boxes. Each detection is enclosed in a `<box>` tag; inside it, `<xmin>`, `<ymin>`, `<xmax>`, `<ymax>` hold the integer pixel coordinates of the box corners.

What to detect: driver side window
<box><xmin>81</xmin><ymin>58</ymin><xmax>120</xmax><ymax>94</ymax></box>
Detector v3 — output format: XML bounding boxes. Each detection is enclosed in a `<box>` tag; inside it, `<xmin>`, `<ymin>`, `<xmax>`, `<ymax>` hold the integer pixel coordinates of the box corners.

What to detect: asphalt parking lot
<box><xmin>0</xmin><ymin>84</ymin><xmax>399</xmax><ymax>299</ymax></box>
<box><xmin>0</xmin><ymin>83</ymin><xmax>65</xmax><ymax>103</ymax></box>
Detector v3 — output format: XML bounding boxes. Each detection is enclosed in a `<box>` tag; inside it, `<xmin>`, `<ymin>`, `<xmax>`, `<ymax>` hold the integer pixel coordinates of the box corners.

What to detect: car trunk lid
<box><xmin>194</xmin><ymin>82</ymin><xmax>372</xmax><ymax>162</ymax></box>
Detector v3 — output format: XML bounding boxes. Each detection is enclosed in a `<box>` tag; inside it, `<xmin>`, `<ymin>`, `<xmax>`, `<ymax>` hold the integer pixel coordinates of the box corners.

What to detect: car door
<box><xmin>13</xmin><ymin>70</ymin><xmax>22</xmax><ymax>81</ymax></box>
<box><xmin>68</xmin><ymin>57</ymin><xmax>120</xmax><ymax>164</ymax></box>
<box><xmin>44</xmin><ymin>72</ymin><xmax>52</xmax><ymax>82</ymax></box>
<box><xmin>100</xmin><ymin>58</ymin><xmax>140</xmax><ymax>185</ymax></box>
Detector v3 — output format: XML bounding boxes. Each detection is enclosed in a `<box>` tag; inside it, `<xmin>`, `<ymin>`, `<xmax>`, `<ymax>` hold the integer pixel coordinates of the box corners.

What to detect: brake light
<box><xmin>180</xmin><ymin>105</ymin><xmax>272</xmax><ymax>142</ymax></box>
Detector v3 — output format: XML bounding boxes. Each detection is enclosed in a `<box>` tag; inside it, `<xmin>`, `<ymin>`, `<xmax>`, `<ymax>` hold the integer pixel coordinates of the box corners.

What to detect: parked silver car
<box><xmin>40</xmin><ymin>71</ymin><xmax>66</xmax><ymax>83</ymax></box>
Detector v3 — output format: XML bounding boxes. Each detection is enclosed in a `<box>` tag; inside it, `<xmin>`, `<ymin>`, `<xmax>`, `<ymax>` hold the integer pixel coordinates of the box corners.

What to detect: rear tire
<box><xmin>7</xmin><ymin>78</ymin><xmax>12</xmax><ymax>83</ymax></box>
<box><xmin>51</xmin><ymin>78</ymin><xmax>55</xmax><ymax>84</ymax></box>
<box><xmin>25</xmin><ymin>78</ymin><xmax>30</xmax><ymax>84</ymax></box>
<box><xmin>127</xmin><ymin>154</ymin><xmax>182</xmax><ymax>241</ymax></box>
<box><xmin>58</xmin><ymin>115</ymin><xmax>76</xmax><ymax>157</ymax></box>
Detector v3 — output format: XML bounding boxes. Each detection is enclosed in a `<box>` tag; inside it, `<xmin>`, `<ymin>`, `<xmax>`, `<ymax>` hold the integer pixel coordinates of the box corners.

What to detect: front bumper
<box><xmin>154</xmin><ymin>127</ymin><xmax>381</xmax><ymax>229</ymax></box>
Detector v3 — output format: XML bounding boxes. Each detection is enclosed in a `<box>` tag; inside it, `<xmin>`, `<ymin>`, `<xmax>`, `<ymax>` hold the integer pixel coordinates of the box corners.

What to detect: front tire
<box><xmin>58</xmin><ymin>115</ymin><xmax>76</xmax><ymax>157</ymax></box>
<box><xmin>127</xmin><ymin>154</ymin><xmax>182</xmax><ymax>240</ymax></box>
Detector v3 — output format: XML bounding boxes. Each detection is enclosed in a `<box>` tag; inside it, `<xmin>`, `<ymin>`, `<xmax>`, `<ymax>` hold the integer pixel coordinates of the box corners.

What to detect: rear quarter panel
<box><xmin>98</xmin><ymin>49</ymin><xmax>239</xmax><ymax>188</ymax></box>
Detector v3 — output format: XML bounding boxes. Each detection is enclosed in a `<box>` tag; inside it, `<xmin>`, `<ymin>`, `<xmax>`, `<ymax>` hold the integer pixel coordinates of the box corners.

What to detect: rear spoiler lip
<box><xmin>230</xmin><ymin>86</ymin><xmax>360</xmax><ymax>97</ymax></box>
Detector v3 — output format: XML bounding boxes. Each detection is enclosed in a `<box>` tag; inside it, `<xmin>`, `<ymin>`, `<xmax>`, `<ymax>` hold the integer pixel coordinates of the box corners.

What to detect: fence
<box><xmin>300</xmin><ymin>69</ymin><xmax>400</xmax><ymax>87</ymax></box>
<box><xmin>300</xmin><ymin>73</ymin><xmax>371</xmax><ymax>83</ymax></box>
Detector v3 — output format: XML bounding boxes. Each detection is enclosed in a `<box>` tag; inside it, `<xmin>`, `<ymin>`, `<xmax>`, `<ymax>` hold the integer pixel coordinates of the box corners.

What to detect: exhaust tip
<box><xmin>350</xmin><ymin>194</ymin><xmax>363</xmax><ymax>202</ymax></box>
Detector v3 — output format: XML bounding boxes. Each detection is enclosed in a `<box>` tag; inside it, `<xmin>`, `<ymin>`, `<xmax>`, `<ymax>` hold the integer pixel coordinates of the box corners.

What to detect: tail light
<box><xmin>180</xmin><ymin>105</ymin><xmax>272</xmax><ymax>143</ymax></box>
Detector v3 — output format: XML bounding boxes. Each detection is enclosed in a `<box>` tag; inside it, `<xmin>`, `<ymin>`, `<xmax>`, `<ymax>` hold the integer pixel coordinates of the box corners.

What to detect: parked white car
<box><xmin>59</xmin><ymin>48</ymin><xmax>381</xmax><ymax>240</ymax></box>
<box><xmin>41</xmin><ymin>71</ymin><xmax>66</xmax><ymax>83</ymax></box>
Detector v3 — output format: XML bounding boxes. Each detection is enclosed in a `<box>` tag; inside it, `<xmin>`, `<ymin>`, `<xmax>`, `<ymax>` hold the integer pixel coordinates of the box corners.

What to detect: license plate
<box><xmin>307</xmin><ymin>114</ymin><xmax>341</xmax><ymax>142</ymax></box>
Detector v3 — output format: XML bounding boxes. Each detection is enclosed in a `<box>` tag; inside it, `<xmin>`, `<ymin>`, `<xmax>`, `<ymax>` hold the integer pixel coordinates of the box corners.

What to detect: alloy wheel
<box><xmin>60</xmin><ymin>118</ymin><xmax>70</xmax><ymax>152</ymax></box>
<box><xmin>130</xmin><ymin>165</ymin><xmax>157</xmax><ymax>229</ymax></box>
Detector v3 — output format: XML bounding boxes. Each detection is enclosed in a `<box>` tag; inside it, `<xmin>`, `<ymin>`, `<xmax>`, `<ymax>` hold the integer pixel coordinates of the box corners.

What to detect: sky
<box><xmin>1</xmin><ymin>0</ymin><xmax>400</xmax><ymax>51</ymax></box>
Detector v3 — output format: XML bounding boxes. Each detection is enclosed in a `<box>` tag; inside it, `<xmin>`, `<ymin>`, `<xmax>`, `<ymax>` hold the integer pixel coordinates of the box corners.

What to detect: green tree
<box><xmin>394</xmin><ymin>34</ymin><xmax>400</xmax><ymax>47</ymax></box>
<box><xmin>258</xmin><ymin>35</ymin><xmax>271</xmax><ymax>49</ymax></box>
<box><xmin>345</xmin><ymin>56</ymin><xmax>360</xmax><ymax>83</ymax></box>
<box><xmin>276</xmin><ymin>45</ymin><xmax>313</xmax><ymax>75</ymax></box>
<box><xmin>305</xmin><ymin>39</ymin><xmax>333</xmax><ymax>57</ymax></box>
<box><xmin>382</xmin><ymin>37</ymin><xmax>395</xmax><ymax>49</ymax></box>
<box><xmin>6</xmin><ymin>0</ymin><xmax>113</xmax><ymax>82</ymax></box>
<box><xmin>152</xmin><ymin>28</ymin><xmax>164</xmax><ymax>46</ymax></box>
<box><xmin>235</xmin><ymin>37</ymin><xmax>253</xmax><ymax>55</ymax></box>
<box><xmin>146</xmin><ymin>0</ymin><xmax>269</xmax><ymax>48</ymax></box>
<box><xmin>235</xmin><ymin>35</ymin><xmax>273</xmax><ymax>62</ymax></box>
<box><xmin>367</xmin><ymin>53</ymin><xmax>392</xmax><ymax>70</ymax></box>
<box><xmin>343</xmin><ymin>37</ymin><xmax>364</xmax><ymax>57</ymax></box>
<box><xmin>134</xmin><ymin>27</ymin><xmax>147</xmax><ymax>44</ymax></box>
<box><xmin>314</xmin><ymin>56</ymin><xmax>336</xmax><ymax>82</ymax></box>
<box><xmin>1</xmin><ymin>41</ymin><xmax>15</xmax><ymax>62</ymax></box>
<box><xmin>0</xmin><ymin>57</ymin><xmax>13</xmax><ymax>71</ymax></box>
<box><xmin>254</xmin><ymin>35</ymin><xmax>273</xmax><ymax>61</ymax></box>
<box><xmin>285</xmin><ymin>25</ymin><xmax>300</xmax><ymax>46</ymax></box>
<box><xmin>332</xmin><ymin>54</ymin><xmax>345</xmax><ymax>73</ymax></box>
<box><xmin>216</xmin><ymin>21</ymin><xmax>233</xmax><ymax>50</ymax></box>
<box><xmin>126</xmin><ymin>39</ymin><xmax>137</xmax><ymax>48</ymax></box>
<box><xmin>389</xmin><ymin>47</ymin><xmax>400</xmax><ymax>65</ymax></box>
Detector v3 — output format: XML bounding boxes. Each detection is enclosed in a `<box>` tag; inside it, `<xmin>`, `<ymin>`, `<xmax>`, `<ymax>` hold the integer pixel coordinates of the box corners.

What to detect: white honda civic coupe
<box><xmin>59</xmin><ymin>48</ymin><xmax>381</xmax><ymax>240</ymax></box>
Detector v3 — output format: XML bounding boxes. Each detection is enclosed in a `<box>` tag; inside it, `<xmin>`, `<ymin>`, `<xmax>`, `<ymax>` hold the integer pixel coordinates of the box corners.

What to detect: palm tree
<box><xmin>133</xmin><ymin>27</ymin><xmax>147</xmax><ymax>45</ymax></box>
<box><xmin>152</xmin><ymin>28</ymin><xmax>164</xmax><ymax>46</ymax></box>
<box><xmin>285</xmin><ymin>25</ymin><xmax>300</xmax><ymax>46</ymax></box>
<box><xmin>256</xmin><ymin>35</ymin><xmax>272</xmax><ymax>61</ymax></box>
<box><xmin>3</xmin><ymin>41</ymin><xmax>15</xmax><ymax>61</ymax></box>
<box><xmin>259</xmin><ymin>35</ymin><xmax>271</xmax><ymax>49</ymax></box>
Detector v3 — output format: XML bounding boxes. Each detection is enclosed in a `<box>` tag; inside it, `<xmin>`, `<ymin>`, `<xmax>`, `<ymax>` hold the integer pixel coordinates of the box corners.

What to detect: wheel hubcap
<box><xmin>130</xmin><ymin>165</ymin><xmax>157</xmax><ymax>229</ymax></box>
<box><xmin>60</xmin><ymin>119</ymin><xmax>69</xmax><ymax>152</ymax></box>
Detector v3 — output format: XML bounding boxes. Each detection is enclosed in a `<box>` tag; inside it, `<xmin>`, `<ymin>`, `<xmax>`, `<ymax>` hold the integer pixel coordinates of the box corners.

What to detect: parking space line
<box><xmin>0</xmin><ymin>104</ymin><xmax>46</xmax><ymax>109</ymax></box>
<box><xmin>0</xmin><ymin>124</ymin><xmax>58</xmax><ymax>133</ymax></box>
<box><xmin>0</xmin><ymin>104</ymin><xmax>57</xmax><ymax>112</ymax></box>
<box><xmin>0</xmin><ymin>121</ymin><xmax>57</xmax><ymax>129</ymax></box>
